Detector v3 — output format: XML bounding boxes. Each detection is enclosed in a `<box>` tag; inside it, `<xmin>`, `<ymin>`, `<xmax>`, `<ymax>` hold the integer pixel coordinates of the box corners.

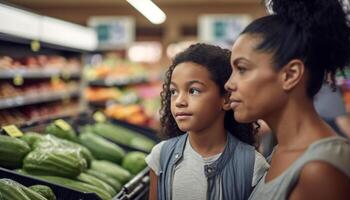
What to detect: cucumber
<box><xmin>91</xmin><ymin>122</ymin><xmax>155</xmax><ymax>152</ymax></box>
<box><xmin>29</xmin><ymin>185</ymin><xmax>56</xmax><ymax>200</ymax></box>
<box><xmin>0</xmin><ymin>179</ymin><xmax>30</xmax><ymax>200</ymax></box>
<box><xmin>122</xmin><ymin>151</ymin><xmax>147</xmax><ymax>174</ymax></box>
<box><xmin>34</xmin><ymin>135</ymin><xmax>94</xmax><ymax>167</ymax></box>
<box><xmin>20</xmin><ymin>132</ymin><xmax>44</xmax><ymax>149</ymax></box>
<box><xmin>0</xmin><ymin>135</ymin><xmax>31</xmax><ymax>168</ymax></box>
<box><xmin>34</xmin><ymin>176</ymin><xmax>112</xmax><ymax>200</ymax></box>
<box><xmin>23</xmin><ymin>147</ymin><xmax>87</xmax><ymax>178</ymax></box>
<box><xmin>77</xmin><ymin>173</ymin><xmax>116</xmax><ymax>196</ymax></box>
<box><xmin>86</xmin><ymin>169</ymin><xmax>122</xmax><ymax>192</ymax></box>
<box><xmin>79</xmin><ymin>133</ymin><xmax>125</xmax><ymax>164</ymax></box>
<box><xmin>91</xmin><ymin>160</ymin><xmax>132</xmax><ymax>184</ymax></box>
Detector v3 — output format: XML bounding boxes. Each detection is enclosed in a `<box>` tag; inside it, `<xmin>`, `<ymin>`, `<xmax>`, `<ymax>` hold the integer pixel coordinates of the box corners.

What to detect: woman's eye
<box><xmin>237</xmin><ymin>66</ymin><xmax>247</xmax><ymax>74</ymax></box>
<box><xmin>189</xmin><ymin>88</ymin><xmax>200</xmax><ymax>95</ymax></box>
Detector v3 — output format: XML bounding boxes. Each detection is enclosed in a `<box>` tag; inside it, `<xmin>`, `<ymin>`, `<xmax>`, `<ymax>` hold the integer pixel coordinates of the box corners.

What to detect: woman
<box><xmin>225</xmin><ymin>0</ymin><xmax>350</xmax><ymax>199</ymax></box>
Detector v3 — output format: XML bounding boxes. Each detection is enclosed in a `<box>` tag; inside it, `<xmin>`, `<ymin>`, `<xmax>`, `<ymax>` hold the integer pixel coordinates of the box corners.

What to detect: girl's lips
<box><xmin>176</xmin><ymin>115</ymin><xmax>192</xmax><ymax>120</ymax></box>
<box><xmin>175</xmin><ymin>113</ymin><xmax>192</xmax><ymax>120</ymax></box>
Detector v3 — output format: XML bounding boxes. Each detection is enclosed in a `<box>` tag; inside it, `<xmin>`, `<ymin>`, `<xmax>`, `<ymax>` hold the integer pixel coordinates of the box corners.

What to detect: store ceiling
<box><xmin>6</xmin><ymin>0</ymin><xmax>260</xmax><ymax>7</ymax></box>
<box><xmin>4</xmin><ymin>0</ymin><xmax>266</xmax><ymax>41</ymax></box>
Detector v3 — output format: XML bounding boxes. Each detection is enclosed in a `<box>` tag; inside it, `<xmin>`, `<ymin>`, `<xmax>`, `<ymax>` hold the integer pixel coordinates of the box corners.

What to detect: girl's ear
<box><xmin>222</xmin><ymin>93</ymin><xmax>231</xmax><ymax>111</ymax></box>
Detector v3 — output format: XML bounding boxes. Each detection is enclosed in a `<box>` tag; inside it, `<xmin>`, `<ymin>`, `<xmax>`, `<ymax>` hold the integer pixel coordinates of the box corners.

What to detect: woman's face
<box><xmin>225</xmin><ymin>34</ymin><xmax>287</xmax><ymax>123</ymax></box>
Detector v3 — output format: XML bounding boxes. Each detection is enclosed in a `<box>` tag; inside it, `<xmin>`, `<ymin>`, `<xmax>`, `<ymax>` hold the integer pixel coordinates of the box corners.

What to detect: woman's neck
<box><xmin>188</xmin><ymin>118</ymin><xmax>227</xmax><ymax>158</ymax></box>
<box><xmin>265</xmin><ymin>97</ymin><xmax>336</xmax><ymax>151</ymax></box>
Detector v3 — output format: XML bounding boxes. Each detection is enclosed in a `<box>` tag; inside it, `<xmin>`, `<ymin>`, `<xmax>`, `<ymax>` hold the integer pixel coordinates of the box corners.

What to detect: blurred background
<box><xmin>0</xmin><ymin>1</ymin><xmax>349</xmax><ymax>199</ymax></box>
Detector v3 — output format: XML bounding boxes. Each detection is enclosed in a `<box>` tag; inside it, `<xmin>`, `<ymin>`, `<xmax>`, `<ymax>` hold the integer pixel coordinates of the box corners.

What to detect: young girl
<box><xmin>224</xmin><ymin>0</ymin><xmax>350</xmax><ymax>199</ymax></box>
<box><xmin>146</xmin><ymin>43</ymin><xmax>269</xmax><ymax>200</ymax></box>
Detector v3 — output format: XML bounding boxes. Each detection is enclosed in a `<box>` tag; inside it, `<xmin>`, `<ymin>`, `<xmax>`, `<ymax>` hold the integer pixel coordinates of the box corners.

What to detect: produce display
<box><xmin>0</xmin><ymin>54</ymin><xmax>82</xmax><ymax>127</ymax></box>
<box><xmin>0</xmin><ymin>118</ymin><xmax>153</xmax><ymax>200</ymax></box>
<box><xmin>0</xmin><ymin>101</ymin><xmax>80</xmax><ymax>126</ymax></box>
<box><xmin>82</xmin><ymin>122</ymin><xmax>156</xmax><ymax>152</ymax></box>
<box><xmin>0</xmin><ymin>81</ymin><xmax>79</xmax><ymax>99</ymax></box>
<box><xmin>0</xmin><ymin>55</ymin><xmax>81</xmax><ymax>72</ymax></box>
<box><xmin>84</xmin><ymin>54</ymin><xmax>163</xmax><ymax>129</ymax></box>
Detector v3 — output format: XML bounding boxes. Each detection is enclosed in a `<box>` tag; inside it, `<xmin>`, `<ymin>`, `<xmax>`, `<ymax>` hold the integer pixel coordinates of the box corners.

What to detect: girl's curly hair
<box><xmin>159</xmin><ymin>43</ymin><xmax>257</xmax><ymax>146</ymax></box>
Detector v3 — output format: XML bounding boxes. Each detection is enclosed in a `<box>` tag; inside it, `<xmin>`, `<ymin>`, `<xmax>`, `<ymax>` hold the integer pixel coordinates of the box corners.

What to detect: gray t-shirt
<box><xmin>146</xmin><ymin>138</ymin><xmax>269</xmax><ymax>200</ymax></box>
<box><xmin>248</xmin><ymin>136</ymin><xmax>350</xmax><ymax>200</ymax></box>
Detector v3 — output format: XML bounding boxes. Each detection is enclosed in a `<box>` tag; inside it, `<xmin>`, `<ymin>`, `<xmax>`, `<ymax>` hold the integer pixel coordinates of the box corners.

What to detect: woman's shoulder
<box><xmin>301</xmin><ymin>136</ymin><xmax>350</xmax><ymax>177</ymax></box>
<box><xmin>306</xmin><ymin>136</ymin><xmax>350</xmax><ymax>160</ymax></box>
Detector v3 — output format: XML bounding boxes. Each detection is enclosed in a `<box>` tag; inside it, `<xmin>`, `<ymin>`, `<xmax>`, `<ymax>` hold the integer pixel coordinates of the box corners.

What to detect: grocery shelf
<box><xmin>0</xmin><ymin>89</ymin><xmax>80</xmax><ymax>109</ymax></box>
<box><xmin>89</xmin><ymin>77</ymin><xmax>148</xmax><ymax>87</ymax></box>
<box><xmin>0</xmin><ymin>68</ymin><xmax>81</xmax><ymax>79</ymax></box>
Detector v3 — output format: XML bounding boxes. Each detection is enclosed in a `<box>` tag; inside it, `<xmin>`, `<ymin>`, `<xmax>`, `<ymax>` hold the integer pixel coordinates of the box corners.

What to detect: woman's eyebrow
<box><xmin>232</xmin><ymin>57</ymin><xmax>249</xmax><ymax>66</ymax></box>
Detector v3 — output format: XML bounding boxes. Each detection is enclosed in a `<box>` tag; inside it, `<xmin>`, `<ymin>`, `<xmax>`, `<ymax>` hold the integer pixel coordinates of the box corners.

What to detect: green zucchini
<box><xmin>91</xmin><ymin>160</ymin><xmax>132</xmax><ymax>184</ymax></box>
<box><xmin>86</xmin><ymin>169</ymin><xmax>122</xmax><ymax>192</ymax></box>
<box><xmin>79</xmin><ymin>133</ymin><xmax>125</xmax><ymax>164</ymax></box>
<box><xmin>77</xmin><ymin>173</ymin><xmax>116</xmax><ymax>196</ymax></box>
<box><xmin>0</xmin><ymin>135</ymin><xmax>31</xmax><ymax>168</ymax></box>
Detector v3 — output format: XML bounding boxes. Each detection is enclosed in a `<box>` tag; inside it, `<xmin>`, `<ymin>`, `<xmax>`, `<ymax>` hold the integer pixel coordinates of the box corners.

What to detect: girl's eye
<box><xmin>170</xmin><ymin>88</ymin><xmax>178</xmax><ymax>96</ymax></box>
<box><xmin>189</xmin><ymin>88</ymin><xmax>200</xmax><ymax>95</ymax></box>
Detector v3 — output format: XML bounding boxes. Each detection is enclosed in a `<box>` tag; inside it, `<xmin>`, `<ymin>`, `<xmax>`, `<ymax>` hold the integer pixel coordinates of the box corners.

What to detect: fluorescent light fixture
<box><xmin>41</xmin><ymin>16</ymin><xmax>98</xmax><ymax>51</ymax></box>
<box><xmin>0</xmin><ymin>4</ymin><xmax>41</xmax><ymax>40</ymax></box>
<box><xmin>0</xmin><ymin>3</ymin><xmax>97</xmax><ymax>51</ymax></box>
<box><xmin>126</xmin><ymin>0</ymin><xmax>166</xmax><ymax>24</ymax></box>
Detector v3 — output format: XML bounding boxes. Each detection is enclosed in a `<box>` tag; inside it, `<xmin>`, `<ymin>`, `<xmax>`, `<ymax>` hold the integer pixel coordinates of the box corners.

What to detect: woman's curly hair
<box><xmin>159</xmin><ymin>43</ymin><xmax>257</xmax><ymax>146</ymax></box>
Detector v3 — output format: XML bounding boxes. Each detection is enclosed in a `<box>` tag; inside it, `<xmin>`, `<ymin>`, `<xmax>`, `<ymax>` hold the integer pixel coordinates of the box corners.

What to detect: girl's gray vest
<box><xmin>157</xmin><ymin>133</ymin><xmax>255</xmax><ymax>200</ymax></box>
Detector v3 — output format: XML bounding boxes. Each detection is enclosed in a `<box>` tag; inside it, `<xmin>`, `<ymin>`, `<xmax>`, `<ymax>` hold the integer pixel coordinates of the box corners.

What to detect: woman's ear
<box><xmin>222</xmin><ymin>93</ymin><xmax>231</xmax><ymax>111</ymax></box>
<box><xmin>280</xmin><ymin>59</ymin><xmax>305</xmax><ymax>91</ymax></box>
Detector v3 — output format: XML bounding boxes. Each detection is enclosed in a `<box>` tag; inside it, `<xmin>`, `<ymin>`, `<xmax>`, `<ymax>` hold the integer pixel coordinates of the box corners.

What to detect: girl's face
<box><xmin>170</xmin><ymin>62</ymin><xmax>227</xmax><ymax>133</ymax></box>
<box><xmin>225</xmin><ymin>34</ymin><xmax>287</xmax><ymax>123</ymax></box>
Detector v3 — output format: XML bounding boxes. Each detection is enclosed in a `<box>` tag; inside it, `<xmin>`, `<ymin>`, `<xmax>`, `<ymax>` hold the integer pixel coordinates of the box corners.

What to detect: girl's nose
<box><xmin>175</xmin><ymin>93</ymin><xmax>188</xmax><ymax>107</ymax></box>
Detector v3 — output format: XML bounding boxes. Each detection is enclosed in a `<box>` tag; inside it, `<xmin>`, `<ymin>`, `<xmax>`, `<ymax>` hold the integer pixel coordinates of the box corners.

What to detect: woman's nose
<box><xmin>225</xmin><ymin>74</ymin><xmax>237</xmax><ymax>92</ymax></box>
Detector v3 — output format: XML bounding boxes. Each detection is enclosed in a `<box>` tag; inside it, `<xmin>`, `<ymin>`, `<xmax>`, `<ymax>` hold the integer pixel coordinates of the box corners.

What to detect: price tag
<box><xmin>93</xmin><ymin>111</ymin><xmax>107</xmax><ymax>122</ymax></box>
<box><xmin>31</xmin><ymin>40</ymin><xmax>41</xmax><ymax>52</ymax></box>
<box><xmin>54</xmin><ymin>119</ymin><xmax>72</xmax><ymax>131</ymax></box>
<box><xmin>13</xmin><ymin>74</ymin><xmax>24</xmax><ymax>86</ymax></box>
<box><xmin>61</xmin><ymin>70</ymin><xmax>71</xmax><ymax>80</ymax></box>
<box><xmin>2</xmin><ymin>125</ymin><xmax>24</xmax><ymax>137</ymax></box>
<box><xmin>51</xmin><ymin>75</ymin><xmax>60</xmax><ymax>85</ymax></box>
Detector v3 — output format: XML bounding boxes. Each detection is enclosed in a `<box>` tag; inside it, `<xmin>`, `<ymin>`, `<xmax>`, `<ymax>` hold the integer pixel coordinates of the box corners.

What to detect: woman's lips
<box><xmin>229</xmin><ymin>99</ymin><xmax>241</xmax><ymax>109</ymax></box>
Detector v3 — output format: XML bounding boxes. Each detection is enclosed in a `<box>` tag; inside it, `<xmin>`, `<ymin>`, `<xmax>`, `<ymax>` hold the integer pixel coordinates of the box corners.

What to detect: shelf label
<box><xmin>51</xmin><ymin>75</ymin><xmax>60</xmax><ymax>85</ymax></box>
<box><xmin>54</xmin><ymin>119</ymin><xmax>72</xmax><ymax>131</ymax></box>
<box><xmin>31</xmin><ymin>40</ymin><xmax>41</xmax><ymax>52</ymax></box>
<box><xmin>2</xmin><ymin>125</ymin><xmax>24</xmax><ymax>137</ymax></box>
<box><xmin>13</xmin><ymin>75</ymin><xmax>24</xmax><ymax>86</ymax></box>
<box><xmin>61</xmin><ymin>70</ymin><xmax>71</xmax><ymax>80</ymax></box>
<box><xmin>93</xmin><ymin>111</ymin><xmax>107</xmax><ymax>122</ymax></box>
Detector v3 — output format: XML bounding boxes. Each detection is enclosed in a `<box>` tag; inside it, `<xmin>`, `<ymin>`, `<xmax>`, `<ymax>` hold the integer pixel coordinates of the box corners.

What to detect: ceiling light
<box><xmin>126</xmin><ymin>0</ymin><xmax>166</xmax><ymax>24</ymax></box>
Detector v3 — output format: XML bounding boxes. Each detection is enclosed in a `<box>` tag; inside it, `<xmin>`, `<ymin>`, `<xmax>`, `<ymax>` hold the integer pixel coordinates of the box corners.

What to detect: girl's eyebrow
<box><xmin>171</xmin><ymin>80</ymin><xmax>207</xmax><ymax>87</ymax></box>
<box><xmin>187</xmin><ymin>80</ymin><xmax>206</xmax><ymax>87</ymax></box>
<box><xmin>170</xmin><ymin>82</ymin><xmax>178</xmax><ymax>87</ymax></box>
